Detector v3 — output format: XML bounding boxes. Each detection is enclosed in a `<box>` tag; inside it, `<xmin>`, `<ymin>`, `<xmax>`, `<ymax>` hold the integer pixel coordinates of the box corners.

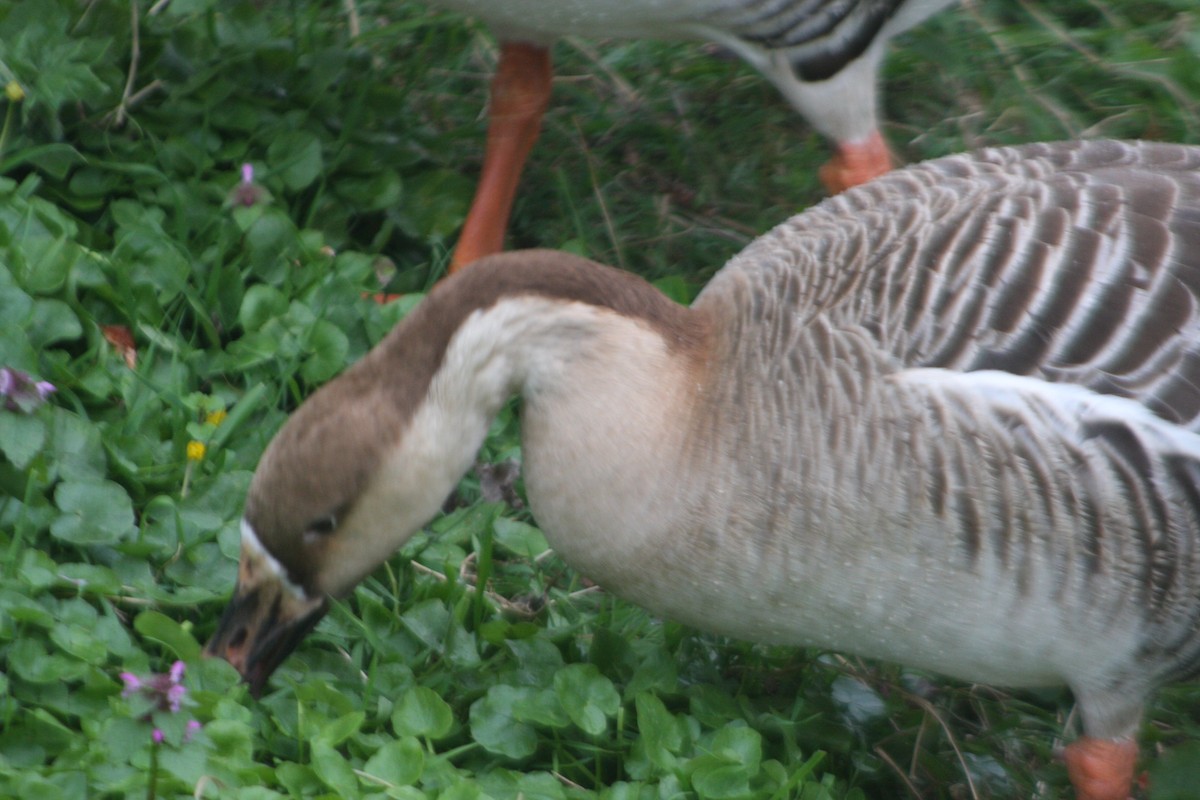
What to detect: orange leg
<box><xmin>818</xmin><ymin>130</ymin><xmax>893</xmax><ymax>194</ymax></box>
<box><xmin>1063</xmin><ymin>737</ymin><xmax>1139</xmax><ymax>800</ymax></box>
<box><xmin>449</xmin><ymin>42</ymin><xmax>553</xmax><ymax>274</ymax></box>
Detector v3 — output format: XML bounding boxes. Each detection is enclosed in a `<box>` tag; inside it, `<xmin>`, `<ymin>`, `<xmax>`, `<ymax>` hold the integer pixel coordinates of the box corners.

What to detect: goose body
<box><xmin>435</xmin><ymin>0</ymin><xmax>949</xmax><ymax>144</ymax></box>
<box><xmin>207</xmin><ymin>140</ymin><xmax>1200</xmax><ymax>800</ymax></box>
<box><xmin>433</xmin><ymin>0</ymin><xmax>957</xmax><ymax>270</ymax></box>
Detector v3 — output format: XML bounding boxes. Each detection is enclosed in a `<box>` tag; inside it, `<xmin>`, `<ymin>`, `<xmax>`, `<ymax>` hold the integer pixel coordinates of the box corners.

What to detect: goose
<box><xmin>205</xmin><ymin>139</ymin><xmax>1200</xmax><ymax>800</ymax></box>
<box><xmin>432</xmin><ymin>0</ymin><xmax>958</xmax><ymax>272</ymax></box>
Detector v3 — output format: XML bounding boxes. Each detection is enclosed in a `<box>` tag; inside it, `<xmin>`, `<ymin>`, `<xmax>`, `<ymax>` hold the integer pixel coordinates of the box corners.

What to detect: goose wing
<box><xmin>723</xmin><ymin>140</ymin><xmax>1200</xmax><ymax>429</ymax></box>
<box><xmin>846</xmin><ymin>141</ymin><xmax>1200</xmax><ymax>686</ymax></box>
<box><xmin>876</xmin><ymin>141</ymin><xmax>1200</xmax><ymax>423</ymax></box>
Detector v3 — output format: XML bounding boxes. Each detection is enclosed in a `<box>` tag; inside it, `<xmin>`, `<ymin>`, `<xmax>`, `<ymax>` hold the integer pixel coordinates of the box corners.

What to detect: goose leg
<box><xmin>1063</xmin><ymin>737</ymin><xmax>1138</xmax><ymax>800</ymax></box>
<box><xmin>818</xmin><ymin>130</ymin><xmax>893</xmax><ymax>194</ymax></box>
<box><xmin>449</xmin><ymin>41</ymin><xmax>552</xmax><ymax>274</ymax></box>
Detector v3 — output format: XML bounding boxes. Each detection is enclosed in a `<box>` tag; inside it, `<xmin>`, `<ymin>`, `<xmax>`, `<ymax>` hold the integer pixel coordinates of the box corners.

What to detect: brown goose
<box><xmin>432</xmin><ymin>0</ymin><xmax>958</xmax><ymax>271</ymax></box>
<box><xmin>206</xmin><ymin>139</ymin><xmax>1200</xmax><ymax>800</ymax></box>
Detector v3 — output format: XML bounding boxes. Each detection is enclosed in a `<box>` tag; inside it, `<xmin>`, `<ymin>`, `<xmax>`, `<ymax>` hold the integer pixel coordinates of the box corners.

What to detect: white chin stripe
<box><xmin>241</xmin><ymin>518</ymin><xmax>311</xmax><ymax>601</ymax></box>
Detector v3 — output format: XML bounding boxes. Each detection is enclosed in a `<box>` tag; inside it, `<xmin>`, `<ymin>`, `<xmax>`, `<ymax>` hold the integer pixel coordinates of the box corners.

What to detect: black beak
<box><xmin>204</xmin><ymin>581</ymin><xmax>330</xmax><ymax>698</ymax></box>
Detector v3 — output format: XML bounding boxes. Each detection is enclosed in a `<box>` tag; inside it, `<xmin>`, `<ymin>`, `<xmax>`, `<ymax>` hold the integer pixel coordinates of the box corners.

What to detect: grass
<box><xmin>0</xmin><ymin>0</ymin><xmax>1199</xmax><ymax>798</ymax></box>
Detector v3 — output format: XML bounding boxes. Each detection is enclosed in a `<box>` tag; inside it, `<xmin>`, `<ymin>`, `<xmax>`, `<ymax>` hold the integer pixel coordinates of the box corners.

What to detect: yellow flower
<box><xmin>205</xmin><ymin>409</ymin><xmax>227</xmax><ymax>426</ymax></box>
<box><xmin>186</xmin><ymin>441</ymin><xmax>206</xmax><ymax>461</ymax></box>
<box><xmin>5</xmin><ymin>81</ymin><xmax>24</xmax><ymax>102</ymax></box>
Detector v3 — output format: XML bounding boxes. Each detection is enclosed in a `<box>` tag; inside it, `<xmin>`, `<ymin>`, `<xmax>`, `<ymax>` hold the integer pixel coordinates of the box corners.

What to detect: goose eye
<box><xmin>304</xmin><ymin>514</ymin><xmax>338</xmax><ymax>543</ymax></box>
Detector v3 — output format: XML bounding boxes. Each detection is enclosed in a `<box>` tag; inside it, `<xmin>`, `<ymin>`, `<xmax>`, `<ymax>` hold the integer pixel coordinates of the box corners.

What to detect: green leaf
<box><xmin>91</xmin><ymin>609</ymin><xmax>138</xmax><ymax>659</ymax></box>
<box><xmin>50</xmin><ymin>479</ymin><xmax>135</xmax><ymax>545</ymax></box>
<box><xmin>225</xmin><ymin>330</ymin><xmax>284</xmax><ymax>371</ymax></box>
<box><xmin>67</xmin><ymin>168</ymin><xmax>120</xmax><ymax>199</ymax></box>
<box><xmin>275</xmin><ymin>763</ymin><xmax>324</xmax><ymax>799</ymax></box>
<box><xmin>13</xmin><ymin>549</ymin><xmax>58</xmax><ymax>593</ymax></box>
<box><xmin>1148</xmin><ymin>741</ymin><xmax>1200</xmax><ymax>800</ymax></box>
<box><xmin>48</xmin><ymin>623</ymin><xmax>107</xmax><ymax>664</ymax></box>
<box><xmin>634</xmin><ymin>693</ymin><xmax>683</xmax><ymax>770</ymax></box>
<box><xmin>237</xmin><ymin>284</ymin><xmax>289</xmax><ymax>332</ymax></box>
<box><xmin>161</xmin><ymin>0</ymin><xmax>221</xmax><ymax>16</ymax></box>
<box><xmin>445</xmin><ymin>622</ymin><xmax>481</xmax><ymax>669</ymax></box>
<box><xmin>0</xmin><ymin>275</ymin><xmax>34</xmax><ymax>321</ymax></box>
<box><xmin>205</xmin><ymin>718</ymin><xmax>255</xmax><ymax>764</ymax></box>
<box><xmin>314</xmin><ymin>711</ymin><xmax>365</xmax><ymax>748</ymax></box>
<box><xmin>311</xmin><ymin>741</ymin><xmax>361</xmax><ymax>798</ymax></box>
<box><xmin>337</xmin><ymin>170</ymin><xmax>403</xmax><ymax>212</ymax></box>
<box><xmin>436</xmin><ymin>783</ymin><xmax>488</xmax><ymax>800</ymax></box>
<box><xmin>215</xmin><ymin>790</ymin><xmax>286</xmax><ymax>800</ymax></box>
<box><xmin>0</xmin><ymin>412</ymin><xmax>46</xmax><ymax>470</ymax></box>
<box><xmin>469</xmin><ymin>686</ymin><xmax>538</xmax><ymax>760</ymax></box>
<box><xmin>55</xmin><ymin>562</ymin><xmax>122</xmax><ymax>595</ymax></box>
<box><xmin>492</xmin><ymin>518</ymin><xmax>548</xmax><ymax>558</ymax></box>
<box><xmin>491</xmin><ymin>771</ymin><xmax>569</xmax><ymax>800</ymax></box>
<box><xmin>392</xmin><ymin>686</ymin><xmax>454</xmax><ymax>739</ymax></box>
<box><xmin>553</xmin><ymin>664</ymin><xmax>620</xmax><ymax>736</ymax></box>
<box><xmin>300</xmin><ymin>319</ymin><xmax>350</xmax><ymax>383</ymax></box>
<box><xmin>687</xmin><ymin>724</ymin><xmax>763</xmax><ymax>800</ymax></box>
<box><xmin>206</xmin><ymin>384</ymin><xmax>270</xmax><ymax>453</ymax></box>
<box><xmin>404</xmin><ymin>169</ymin><xmax>472</xmax><ymax>241</ymax></box>
<box><xmin>13</xmin><ymin>235</ymin><xmax>78</xmax><ymax>295</ymax></box>
<box><xmin>401</xmin><ymin>599</ymin><xmax>452</xmax><ymax>651</ymax></box>
<box><xmin>244</xmin><ymin>209</ymin><xmax>298</xmax><ymax>280</ymax></box>
<box><xmin>504</xmin><ymin>638</ymin><xmax>566</xmax><ymax>687</ymax></box>
<box><xmin>267</xmin><ymin>131</ymin><xmax>324</xmax><ymax>191</ymax></box>
<box><xmin>0</xmin><ymin>587</ymin><xmax>56</xmax><ymax>628</ymax></box>
<box><xmin>710</xmin><ymin>724</ymin><xmax>762</xmax><ymax>773</ymax></box>
<box><xmin>0</xmin><ymin>143</ymin><xmax>84</xmax><ymax>180</ymax></box>
<box><xmin>45</xmin><ymin>408</ymin><xmax>106</xmax><ymax>482</ymax></box>
<box><xmin>132</xmin><ymin>610</ymin><xmax>203</xmax><ymax>662</ymax></box>
<box><xmin>6</xmin><ymin>638</ymin><xmax>87</xmax><ymax>683</ymax></box>
<box><xmin>0</xmin><ymin>319</ymin><xmax>35</xmax><ymax>376</ymax></box>
<box><xmin>27</xmin><ymin>298</ymin><xmax>81</xmax><ymax>347</ymax></box>
<box><xmin>690</xmin><ymin>761</ymin><xmax>752</xmax><ymax>800</ymax></box>
<box><xmin>361</xmin><ymin>737</ymin><xmax>425</xmax><ymax>790</ymax></box>
<box><xmin>16</xmin><ymin>708</ymin><xmax>73</xmax><ymax>753</ymax></box>
<box><xmin>503</xmin><ymin>686</ymin><xmax>568</xmax><ymax>729</ymax></box>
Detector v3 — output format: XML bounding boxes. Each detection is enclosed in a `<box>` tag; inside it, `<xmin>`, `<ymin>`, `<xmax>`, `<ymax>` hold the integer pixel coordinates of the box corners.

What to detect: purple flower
<box><xmin>122</xmin><ymin>661</ymin><xmax>187</xmax><ymax>713</ymax></box>
<box><xmin>144</xmin><ymin>660</ymin><xmax>187</xmax><ymax>712</ymax></box>
<box><xmin>229</xmin><ymin>162</ymin><xmax>267</xmax><ymax>207</ymax></box>
<box><xmin>0</xmin><ymin>367</ymin><xmax>55</xmax><ymax>413</ymax></box>
<box><xmin>167</xmin><ymin>683</ymin><xmax>186</xmax><ymax>713</ymax></box>
<box><xmin>119</xmin><ymin>660</ymin><xmax>201</xmax><ymax>746</ymax></box>
<box><xmin>119</xmin><ymin>672</ymin><xmax>142</xmax><ymax>696</ymax></box>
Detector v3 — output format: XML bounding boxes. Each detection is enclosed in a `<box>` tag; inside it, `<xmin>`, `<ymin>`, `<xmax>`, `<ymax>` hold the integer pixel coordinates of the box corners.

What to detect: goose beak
<box><xmin>204</xmin><ymin>568</ymin><xmax>329</xmax><ymax>698</ymax></box>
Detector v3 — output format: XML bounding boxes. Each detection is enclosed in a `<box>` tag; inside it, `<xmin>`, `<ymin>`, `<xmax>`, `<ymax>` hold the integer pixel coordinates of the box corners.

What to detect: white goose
<box><xmin>432</xmin><ymin>0</ymin><xmax>958</xmax><ymax>271</ymax></box>
<box><xmin>206</xmin><ymin>139</ymin><xmax>1200</xmax><ymax>800</ymax></box>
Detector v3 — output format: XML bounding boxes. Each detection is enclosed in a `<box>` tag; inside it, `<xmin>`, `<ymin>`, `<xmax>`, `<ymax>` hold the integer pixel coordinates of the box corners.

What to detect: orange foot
<box><xmin>818</xmin><ymin>130</ymin><xmax>893</xmax><ymax>194</ymax></box>
<box><xmin>1063</xmin><ymin>737</ymin><xmax>1138</xmax><ymax>800</ymax></box>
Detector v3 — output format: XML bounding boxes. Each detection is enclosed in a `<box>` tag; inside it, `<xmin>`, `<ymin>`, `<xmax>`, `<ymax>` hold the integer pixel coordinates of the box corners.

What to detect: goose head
<box><xmin>204</xmin><ymin>250</ymin><xmax>706</xmax><ymax>695</ymax></box>
<box><xmin>202</xmin><ymin>375</ymin><xmax>424</xmax><ymax>695</ymax></box>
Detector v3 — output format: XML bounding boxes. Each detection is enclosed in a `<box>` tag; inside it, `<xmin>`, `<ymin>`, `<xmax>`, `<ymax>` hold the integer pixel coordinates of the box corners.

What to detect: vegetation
<box><xmin>1</xmin><ymin>0</ymin><xmax>1199</xmax><ymax>797</ymax></box>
